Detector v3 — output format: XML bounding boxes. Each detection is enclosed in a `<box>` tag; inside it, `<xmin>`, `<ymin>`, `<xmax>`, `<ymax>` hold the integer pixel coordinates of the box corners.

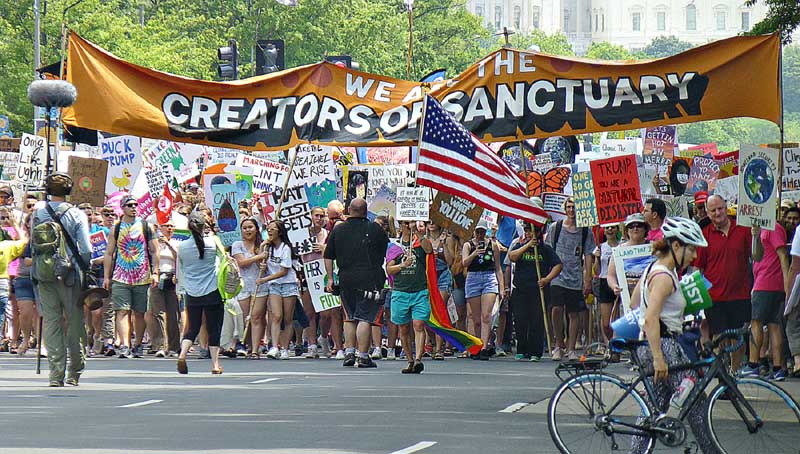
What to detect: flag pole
<box><xmin>519</xmin><ymin>143</ymin><xmax>552</xmax><ymax>354</ymax></box>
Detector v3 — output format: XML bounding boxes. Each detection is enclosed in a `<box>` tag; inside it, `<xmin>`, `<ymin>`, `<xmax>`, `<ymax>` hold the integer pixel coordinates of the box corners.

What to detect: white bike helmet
<box><xmin>661</xmin><ymin>217</ymin><xmax>708</xmax><ymax>247</ymax></box>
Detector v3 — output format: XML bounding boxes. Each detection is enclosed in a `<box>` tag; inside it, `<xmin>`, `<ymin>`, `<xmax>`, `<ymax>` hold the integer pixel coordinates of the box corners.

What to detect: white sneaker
<box><xmin>266</xmin><ymin>347</ymin><xmax>279</xmax><ymax>359</ymax></box>
<box><xmin>567</xmin><ymin>350</ymin><xmax>579</xmax><ymax>361</ymax></box>
<box><xmin>495</xmin><ymin>347</ymin><xmax>507</xmax><ymax>357</ymax></box>
<box><xmin>304</xmin><ymin>345</ymin><xmax>319</xmax><ymax>359</ymax></box>
<box><xmin>370</xmin><ymin>347</ymin><xmax>382</xmax><ymax>360</ymax></box>
<box><xmin>318</xmin><ymin>335</ymin><xmax>331</xmax><ymax>357</ymax></box>
<box><xmin>335</xmin><ymin>349</ymin><xmax>345</xmax><ymax>360</ymax></box>
<box><xmin>387</xmin><ymin>348</ymin><xmax>396</xmax><ymax>360</ymax></box>
<box><xmin>279</xmin><ymin>349</ymin><xmax>289</xmax><ymax>360</ymax></box>
<box><xmin>551</xmin><ymin>347</ymin><xmax>562</xmax><ymax>361</ymax></box>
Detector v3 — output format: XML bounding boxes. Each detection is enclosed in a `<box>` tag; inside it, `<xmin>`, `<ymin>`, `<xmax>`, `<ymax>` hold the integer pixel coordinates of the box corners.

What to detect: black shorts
<box><xmin>593</xmin><ymin>277</ymin><xmax>616</xmax><ymax>304</ymax></box>
<box><xmin>705</xmin><ymin>299</ymin><xmax>751</xmax><ymax>336</ymax></box>
<box><xmin>751</xmin><ymin>291</ymin><xmax>785</xmax><ymax>325</ymax></box>
<box><xmin>548</xmin><ymin>286</ymin><xmax>587</xmax><ymax>314</ymax></box>
<box><xmin>340</xmin><ymin>287</ymin><xmax>383</xmax><ymax>325</ymax></box>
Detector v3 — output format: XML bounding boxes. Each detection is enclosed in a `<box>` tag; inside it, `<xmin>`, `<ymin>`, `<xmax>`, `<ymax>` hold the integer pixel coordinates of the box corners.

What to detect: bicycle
<box><xmin>547</xmin><ymin>327</ymin><xmax>800</xmax><ymax>453</ymax></box>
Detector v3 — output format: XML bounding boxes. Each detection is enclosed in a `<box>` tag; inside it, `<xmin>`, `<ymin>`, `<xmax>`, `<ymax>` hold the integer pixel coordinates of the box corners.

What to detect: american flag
<box><xmin>417</xmin><ymin>95</ymin><xmax>548</xmax><ymax>226</ymax></box>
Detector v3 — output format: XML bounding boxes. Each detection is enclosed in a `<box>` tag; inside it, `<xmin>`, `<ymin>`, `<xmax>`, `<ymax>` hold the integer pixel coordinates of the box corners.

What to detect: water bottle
<box><xmin>670</xmin><ymin>376</ymin><xmax>696</xmax><ymax>409</ymax></box>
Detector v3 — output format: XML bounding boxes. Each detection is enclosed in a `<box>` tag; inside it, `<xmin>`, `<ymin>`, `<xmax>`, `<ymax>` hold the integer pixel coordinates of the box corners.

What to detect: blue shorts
<box><xmin>465</xmin><ymin>270</ymin><xmax>498</xmax><ymax>299</ymax></box>
<box><xmin>391</xmin><ymin>289</ymin><xmax>431</xmax><ymax>325</ymax></box>
<box><xmin>269</xmin><ymin>282</ymin><xmax>299</xmax><ymax>298</ymax></box>
<box><xmin>383</xmin><ymin>288</ymin><xmax>393</xmax><ymax>309</ymax></box>
<box><xmin>437</xmin><ymin>268</ymin><xmax>453</xmax><ymax>293</ymax></box>
<box><xmin>14</xmin><ymin>277</ymin><xmax>35</xmax><ymax>301</ymax></box>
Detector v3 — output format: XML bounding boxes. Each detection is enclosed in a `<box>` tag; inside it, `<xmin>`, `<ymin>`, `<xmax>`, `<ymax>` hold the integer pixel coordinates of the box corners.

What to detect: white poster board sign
<box><xmin>303</xmin><ymin>259</ymin><xmax>341</xmax><ymax>312</ymax></box>
<box><xmin>396</xmin><ymin>187</ymin><xmax>430</xmax><ymax>221</ymax></box>
<box><xmin>613</xmin><ymin>244</ymin><xmax>656</xmax><ymax>313</ymax></box>
<box><xmin>737</xmin><ymin>144</ymin><xmax>777</xmax><ymax>230</ymax></box>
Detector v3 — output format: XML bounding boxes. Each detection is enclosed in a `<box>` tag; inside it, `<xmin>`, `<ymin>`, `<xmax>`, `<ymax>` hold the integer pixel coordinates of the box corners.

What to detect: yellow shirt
<box><xmin>0</xmin><ymin>240</ymin><xmax>28</xmax><ymax>279</ymax></box>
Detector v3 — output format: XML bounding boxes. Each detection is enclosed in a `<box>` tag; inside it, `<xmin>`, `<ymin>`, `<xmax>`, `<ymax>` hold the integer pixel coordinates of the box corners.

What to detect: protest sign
<box><xmin>0</xmin><ymin>138</ymin><xmax>19</xmax><ymax>153</ymax></box>
<box><xmin>17</xmin><ymin>133</ymin><xmax>47</xmax><ymax>187</ymax></box>
<box><xmin>643</xmin><ymin>126</ymin><xmax>677</xmax><ymax>159</ymax></box>
<box><xmin>172</xmin><ymin>228</ymin><xmax>191</xmax><ymax>242</ymax></box>
<box><xmin>367</xmin><ymin>165</ymin><xmax>408</xmax><ymax>200</ymax></box>
<box><xmin>367</xmin><ymin>184</ymin><xmax>397</xmax><ymax>219</ymax></box>
<box><xmin>148</xmin><ymin>141</ymin><xmax>200</xmax><ymax>184</ymax></box>
<box><xmin>637</xmin><ymin>161</ymin><xmax>658</xmax><ymax>195</ymax></box>
<box><xmin>212</xmin><ymin>183</ymin><xmax>241</xmax><ymax>247</ymax></box>
<box><xmin>0</xmin><ymin>152</ymin><xmax>18</xmax><ymax>181</ymax></box>
<box><xmin>271</xmin><ymin>186</ymin><xmax>312</xmax><ymax>255</ymax></box>
<box><xmin>396</xmin><ymin>187</ymin><xmax>430</xmax><ymax>221</ymax></box>
<box><xmin>67</xmin><ymin>156</ymin><xmax>108</xmax><ymax>207</ymax></box>
<box><xmin>714</xmin><ymin>176</ymin><xmax>739</xmax><ymax>205</ymax></box>
<box><xmin>364</xmin><ymin>147</ymin><xmax>409</xmax><ymax>165</ymax></box>
<box><xmin>90</xmin><ymin>231</ymin><xmax>107</xmax><ymax>260</ymax></box>
<box><xmin>345</xmin><ymin>166</ymin><xmax>369</xmax><ymax>204</ymax></box>
<box><xmin>685</xmin><ymin>156</ymin><xmax>719</xmax><ymax>196</ymax></box>
<box><xmin>481</xmin><ymin>210</ymin><xmax>498</xmax><ymax>226</ymax></box>
<box><xmin>669</xmin><ymin>157</ymin><xmax>692</xmax><ymax>196</ymax></box>
<box><xmin>137</xmin><ymin>192</ymin><xmax>154</xmax><ymax>220</ymax></box>
<box><xmin>590</xmin><ymin>154</ymin><xmax>642</xmax><ymax>225</ymax></box>
<box><xmin>203</xmin><ymin>173</ymin><xmax>236</xmax><ymax>207</ymax></box>
<box><xmin>782</xmin><ymin>147</ymin><xmax>800</xmax><ymax>190</ymax></box>
<box><xmin>206</xmin><ymin>147</ymin><xmax>241</xmax><ymax>166</ymax></box>
<box><xmin>289</xmin><ymin>145</ymin><xmax>335</xmax><ymax>186</ymax></box>
<box><xmin>599</xmin><ymin>138</ymin><xmax>639</xmax><ymax>155</ymax></box>
<box><xmin>715</xmin><ymin>150</ymin><xmax>739</xmax><ymax>179</ymax></box>
<box><xmin>303</xmin><ymin>259</ymin><xmax>341</xmax><ymax>312</ymax></box>
<box><xmin>572</xmin><ymin>171</ymin><xmax>598</xmax><ymax>227</ymax></box>
<box><xmin>145</xmin><ymin>168</ymin><xmax>166</xmax><ymax>199</ymax></box>
<box><xmin>100</xmin><ymin>135</ymin><xmax>142</xmax><ymax>193</ymax></box>
<box><xmin>251</xmin><ymin>151</ymin><xmax>288</xmax><ymax>164</ymax></box>
<box><xmin>684</xmin><ymin>143</ymin><xmax>719</xmax><ymax>157</ymax></box>
<box><xmin>542</xmin><ymin>192</ymin><xmax>568</xmax><ymax>221</ymax></box>
<box><xmin>613</xmin><ymin>244</ymin><xmax>656</xmax><ymax>312</ymax></box>
<box><xmin>530</xmin><ymin>153</ymin><xmax>554</xmax><ymax>173</ymax></box>
<box><xmin>235</xmin><ymin>153</ymin><xmax>290</xmax><ymax>193</ymax></box>
<box><xmin>429</xmin><ymin>192</ymin><xmax>483</xmax><ymax>239</ymax></box>
<box><xmin>642</xmin><ymin>194</ymin><xmax>690</xmax><ymax>218</ymax></box>
<box><xmin>738</xmin><ymin>145</ymin><xmax>777</xmax><ymax>230</ymax></box>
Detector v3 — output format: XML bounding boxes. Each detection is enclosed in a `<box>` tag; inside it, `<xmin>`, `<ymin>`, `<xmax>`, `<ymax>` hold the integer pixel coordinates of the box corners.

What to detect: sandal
<box><xmin>459</xmin><ymin>351</ymin><xmax>469</xmax><ymax>358</ymax></box>
<box><xmin>247</xmin><ymin>352</ymin><xmax>261</xmax><ymax>360</ymax></box>
<box><xmin>211</xmin><ymin>367</ymin><xmax>223</xmax><ymax>375</ymax></box>
<box><xmin>443</xmin><ymin>347</ymin><xmax>454</xmax><ymax>357</ymax></box>
<box><xmin>433</xmin><ymin>352</ymin><xmax>444</xmax><ymax>361</ymax></box>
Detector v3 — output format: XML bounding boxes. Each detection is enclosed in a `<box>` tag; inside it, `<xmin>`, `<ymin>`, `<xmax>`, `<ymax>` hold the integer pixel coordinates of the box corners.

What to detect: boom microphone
<box><xmin>27</xmin><ymin>80</ymin><xmax>77</xmax><ymax>108</ymax></box>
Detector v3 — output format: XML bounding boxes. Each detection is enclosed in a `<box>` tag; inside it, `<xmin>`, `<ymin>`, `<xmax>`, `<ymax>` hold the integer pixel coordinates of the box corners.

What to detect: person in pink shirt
<box><xmin>741</xmin><ymin>224</ymin><xmax>789</xmax><ymax>381</ymax></box>
<box><xmin>643</xmin><ymin>198</ymin><xmax>666</xmax><ymax>242</ymax></box>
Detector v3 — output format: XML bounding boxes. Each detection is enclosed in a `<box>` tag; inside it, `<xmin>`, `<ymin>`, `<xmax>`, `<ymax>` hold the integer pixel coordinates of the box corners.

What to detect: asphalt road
<box><xmin>0</xmin><ymin>352</ymin><xmax>798</xmax><ymax>454</ymax></box>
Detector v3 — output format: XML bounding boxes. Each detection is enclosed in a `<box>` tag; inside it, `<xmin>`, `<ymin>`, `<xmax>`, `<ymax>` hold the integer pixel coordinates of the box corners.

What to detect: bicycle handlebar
<box><xmin>707</xmin><ymin>326</ymin><xmax>749</xmax><ymax>354</ymax></box>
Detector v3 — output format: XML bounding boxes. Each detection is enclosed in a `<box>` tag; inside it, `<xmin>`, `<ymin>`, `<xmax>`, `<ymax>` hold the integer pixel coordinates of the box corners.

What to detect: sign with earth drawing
<box><xmin>737</xmin><ymin>145</ymin><xmax>777</xmax><ymax>230</ymax></box>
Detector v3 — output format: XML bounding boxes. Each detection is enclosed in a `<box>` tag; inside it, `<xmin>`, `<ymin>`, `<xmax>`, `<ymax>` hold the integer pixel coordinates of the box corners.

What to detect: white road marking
<box><xmin>117</xmin><ymin>399</ymin><xmax>163</xmax><ymax>408</ymax></box>
<box><xmin>498</xmin><ymin>402</ymin><xmax>531</xmax><ymax>413</ymax></box>
<box><xmin>250</xmin><ymin>378</ymin><xmax>281</xmax><ymax>384</ymax></box>
<box><xmin>389</xmin><ymin>441</ymin><xmax>437</xmax><ymax>454</ymax></box>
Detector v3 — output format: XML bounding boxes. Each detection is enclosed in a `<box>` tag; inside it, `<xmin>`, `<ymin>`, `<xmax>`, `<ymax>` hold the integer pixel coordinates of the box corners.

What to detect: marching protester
<box><xmin>427</xmin><ymin>220</ymin><xmax>453</xmax><ymax>360</ymax></box>
<box><xmin>607</xmin><ymin>213</ymin><xmax>649</xmax><ymax>303</ymax></box>
<box><xmin>32</xmin><ymin>173</ymin><xmax>92</xmax><ymax>387</ymax></box>
<box><xmin>176</xmin><ymin>211</ymin><xmax>224</xmax><ymax>375</ymax></box>
<box><xmin>593</xmin><ymin>223</ymin><xmax>621</xmax><ymax>347</ymax></box>
<box><xmin>13</xmin><ymin>215</ymin><xmax>36</xmax><ymax>356</ymax></box>
<box><xmin>545</xmin><ymin>197</ymin><xmax>595</xmax><ymax>361</ymax></box>
<box><xmin>103</xmin><ymin>195</ymin><xmax>160</xmax><ymax>359</ymax></box>
<box><xmin>324</xmin><ymin>198</ymin><xmax>389</xmax><ymax>368</ymax></box>
<box><xmin>643</xmin><ymin>198</ymin><xmax>667</xmax><ymax>241</ymax></box>
<box><xmin>148</xmin><ymin>218</ymin><xmax>181</xmax><ymax>358</ymax></box>
<box><xmin>299</xmin><ymin>207</ymin><xmax>327</xmax><ymax>359</ymax></box>
<box><xmin>232</xmin><ymin>217</ymin><xmax>268</xmax><ymax>358</ymax></box>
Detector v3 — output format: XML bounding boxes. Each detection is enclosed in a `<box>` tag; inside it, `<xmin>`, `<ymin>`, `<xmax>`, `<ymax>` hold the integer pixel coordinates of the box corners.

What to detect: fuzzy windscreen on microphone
<box><xmin>27</xmin><ymin>80</ymin><xmax>77</xmax><ymax>108</ymax></box>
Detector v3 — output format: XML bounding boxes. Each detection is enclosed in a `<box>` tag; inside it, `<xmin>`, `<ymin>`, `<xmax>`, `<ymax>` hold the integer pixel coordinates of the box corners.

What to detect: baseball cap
<box><xmin>694</xmin><ymin>190</ymin><xmax>709</xmax><ymax>205</ymax></box>
<box><xmin>0</xmin><ymin>185</ymin><xmax>12</xmax><ymax>196</ymax></box>
<box><xmin>781</xmin><ymin>199</ymin><xmax>795</xmax><ymax>209</ymax></box>
<box><xmin>121</xmin><ymin>195</ymin><xmax>137</xmax><ymax>206</ymax></box>
<box><xmin>624</xmin><ymin>213</ymin><xmax>646</xmax><ymax>227</ymax></box>
<box><xmin>475</xmin><ymin>219</ymin><xmax>489</xmax><ymax>231</ymax></box>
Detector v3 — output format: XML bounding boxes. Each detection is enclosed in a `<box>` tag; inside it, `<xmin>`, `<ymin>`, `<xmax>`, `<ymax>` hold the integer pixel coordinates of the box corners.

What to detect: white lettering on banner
<box><xmin>17</xmin><ymin>133</ymin><xmax>48</xmax><ymax>187</ymax></box>
<box><xmin>396</xmin><ymin>187</ymin><xmax>430</xmax><ymax>221</ymax></box>
<box><xmin>304</xmin><ymin>259</ymin><xmax>341</xmax><ymax>312</ymax></box>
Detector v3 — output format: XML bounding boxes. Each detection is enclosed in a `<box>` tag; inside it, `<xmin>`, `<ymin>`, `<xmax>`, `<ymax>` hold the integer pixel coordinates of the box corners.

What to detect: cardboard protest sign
<box><xmin>235</xmin><ymin>154</ymin><xmax>289</xmax><ymax>193</ymax></box>
<box><xmin>572</xmin><ymin>171</ymin><xmax>598</xmax><ymax>227</ymax></box>
<box><xmin>685</xmin><ymin>156</ymin><xmax>719</xmax><ymax>196</ymax></box>
<box><xmin>0</xmin><ymin>152</ymin><xmax>18</xmax><ymax>181</ymax></box>
<box><xmin>67</xmin><ymin>156</ymin><xmax>108</xmax><ymax>207</ymax></box>
<box><xmin>642</xmin><ymin>193</ymin><xmax>690</xmax><ymax>218</ymax></box>
<box><xmin>206</xmin><ymin>147</ymin><xmax>241</xmax><ymax>166</ymax></box>
<box><xmin>90</xmin><ymin>231</ymin><xmax>107</xmax><ymax>260</ymax></box>
<box><xmin>613</xmin><ymin>244</ymin><xmax>656</xmax><ymax>312</ymax></box>
<box><xmin>364</xmin><ymin>147</ymin><xmax>409</xmax><ymax>165</ymax></box>
<box><xmin>100</xmin><ymin>135</ymin><xmax>142</xmax><ymax>193</ymax></box>
<box><xmin>643</xmin><ymin>126</ymin><xmax>677</xmax><ymax>158</ymax></box>
<box><xmin>738</xmin><ymin>145</ymin><xmax>777</xmax><ymax>230</ymax></box>
<box><xmin>212</xmin><ymin>183</ymin><xmax>241</xmax><ymax>247</ymax></box>
<box><xmin>429</xmin><ymin>192</ymin><xmax>483</xmax><ymax>239</ymax></box>
<box><xmin>0</xmin><ymin>138</ymin><xmax>20</xmax><ymax>153</ymax></box>
<box><xmin>303</xmin><ymin>259</ymin><xmax>341</xmax><ymax>312</ymax></box>
<box><xmin>782</xmin><ymin>147</ymin><xmax>800</xmax><ymax>190</ymax></box>
<box><xmin>271</xmin><ymin>186</ymin><xmax>312</xmax><ymax>255</ymax></box>
<box><xmin>590</xmin><ymin>154</ymin><xmax>642</xmax><ymax>225</ymax></box>
<box><xmin>396</xmin><ymin>187</ymin><xmax>430</xmax><ymax>221</ymax></box>
<box><xmin>367</xmin><ymin>165</ymin><xmax>408</xmax><ymax>200</ymax></box>
<box><xmin>542</xmin><ymin>192</ymin><xmax>568</xmax><ymax>221</ymax></box>
<box><xmin>715</xmin><ymin>150</ymin><xmax>739</xmax><ymax>179</ymax></box>
<box><xmin>714</xmin><ymin>176</ymin><xmax>739</xmax><ymax>205</ymax></box>
<box><xmin>289</xmin><ymin>145</ymin><xmax>335</xmax><ymax>186</ymax></box>
<box><xmin>17</xmin><ymin>133</ymin><xmax>47</xmax><ymax>187</ymax></box>
<box><xmin>599</xmin><ymin>138</ymin><xmax>639</xmax><ymax>155</ymax></box>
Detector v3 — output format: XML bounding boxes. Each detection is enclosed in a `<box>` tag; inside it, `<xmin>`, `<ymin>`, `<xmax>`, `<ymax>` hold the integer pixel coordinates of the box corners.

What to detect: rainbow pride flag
<box><xmin>424</xmin><ymin>253</ymin><xmax>483</xmax><ymax>355</ymax></box>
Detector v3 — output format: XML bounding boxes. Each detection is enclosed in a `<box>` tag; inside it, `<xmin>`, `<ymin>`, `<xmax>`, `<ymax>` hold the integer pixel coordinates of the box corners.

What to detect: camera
<box><xmin>330</xmin><ymin>284</ymin><xmax>341</xmax><ymax>296</ymax></box>
<box><xmin>363</xmin><ymin>288</ymin><xmax>388</xmax><ymax>303</ymax></box>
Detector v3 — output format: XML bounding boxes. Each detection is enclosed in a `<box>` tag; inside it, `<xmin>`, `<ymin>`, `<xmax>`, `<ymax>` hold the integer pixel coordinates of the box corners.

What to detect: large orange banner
<box><xmin>63</xmin><ymin>32</ymin><xmax>780</xmax><ymax>151</ymax></box>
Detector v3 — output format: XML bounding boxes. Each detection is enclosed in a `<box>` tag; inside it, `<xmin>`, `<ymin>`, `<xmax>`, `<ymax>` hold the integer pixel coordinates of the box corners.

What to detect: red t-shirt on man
<box><xmin>692</xmin><ymin>219</ymin><xmax>752</xmax><ymax>302</ymax></box>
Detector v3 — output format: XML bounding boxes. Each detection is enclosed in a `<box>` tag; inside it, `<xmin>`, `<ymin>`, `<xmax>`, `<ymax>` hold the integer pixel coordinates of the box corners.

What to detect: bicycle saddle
<box><xmin>609</xmin><ymin>337</ymin><xmax>647</xmax><ymax>352</ymax></box>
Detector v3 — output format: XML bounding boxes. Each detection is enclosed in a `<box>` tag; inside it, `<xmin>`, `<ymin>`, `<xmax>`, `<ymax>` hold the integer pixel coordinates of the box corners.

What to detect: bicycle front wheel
<box><xmin>548</xmin><ymin>373</ymin><xmax>654</xmax><ymax>454</ymax></box>
<box><xmin>707</xmin><ymin>377</ymin><xmax>800</xmax><ymax>454</ymax></box>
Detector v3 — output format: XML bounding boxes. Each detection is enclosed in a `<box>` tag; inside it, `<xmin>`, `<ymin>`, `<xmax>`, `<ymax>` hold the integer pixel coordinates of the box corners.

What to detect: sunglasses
<box><xmin>26</xmin><ymin>203</ymin><xmax>35</xmax><ymax>209</ymax></box>
<box><xmin>0</xmin><ymin>217</ymin><xmax>8</xmax><ymax>221</ymax></box>
<box><xmin>125</xmin><ymin>203</ymin><xmax>138</xmax><ymax>208</ymax></box>
<box><xmin>628</xmin><ymin>223</ymin><xmax>646</xmax><ymax>229</ymax></box>
<box><xmin>102</xmin><ymin>212</ymin><xmax>116</xmax><ymax>217</ymax></box>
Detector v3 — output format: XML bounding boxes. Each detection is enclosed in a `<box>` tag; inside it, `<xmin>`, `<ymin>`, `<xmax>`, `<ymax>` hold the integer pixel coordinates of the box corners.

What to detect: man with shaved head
<box><xmin>324</xmin><ymin>198</ymin><xmax>389</xmax><ymax>368</ymax></box>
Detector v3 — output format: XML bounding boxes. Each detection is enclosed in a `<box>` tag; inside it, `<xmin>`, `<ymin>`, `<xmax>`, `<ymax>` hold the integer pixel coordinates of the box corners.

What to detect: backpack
<box><xmin>213</xmin><ymin>236</ymin><xmax>242</xmax><ymax>300</ymax></box>
<box><xmin>551</xmin><ymin>220</ymin><xmax>590</xmax><ymax>257</ymax></box>
<box><xmin>31</xmin><ymin>204</ymin><xmax>74</xmax><ymax>283</ymax></box>
<box><xmin>114</xmin><ymin>219</ymin><xmax>153</xmax><ymax>273</ymax></box>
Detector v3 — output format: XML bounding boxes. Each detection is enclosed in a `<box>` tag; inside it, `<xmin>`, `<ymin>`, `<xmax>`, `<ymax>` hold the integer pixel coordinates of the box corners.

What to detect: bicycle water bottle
<box><xmin>670</xmin><ymin>376</ymin><xmax>696</xmax><ymax>409</ymax></box>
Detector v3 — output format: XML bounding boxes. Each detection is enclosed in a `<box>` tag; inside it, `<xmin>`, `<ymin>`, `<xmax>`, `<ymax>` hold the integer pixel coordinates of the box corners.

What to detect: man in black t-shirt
<box><xmin>324</xmin><ymin>198</ymin><xmax>389</xmax><ymax>368</ymax></box>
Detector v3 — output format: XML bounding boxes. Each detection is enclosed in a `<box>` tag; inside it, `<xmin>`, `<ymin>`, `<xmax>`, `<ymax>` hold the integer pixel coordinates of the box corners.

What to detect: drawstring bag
<box><xmin>213</xmin><ymin>236</ymin><xmax>242</xmax><ymax>300</ymax></box>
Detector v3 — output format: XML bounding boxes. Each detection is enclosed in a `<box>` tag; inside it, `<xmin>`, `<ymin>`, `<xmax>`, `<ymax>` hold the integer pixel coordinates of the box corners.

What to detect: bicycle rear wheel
<box><xmin>548</xmin><ymin>373</ymin><xmax>655</xmax><ymax>453</ymax></box>
<box><xmin>707</xmin><ymin>377</ymin><xmax>800</xmax><ymax>454</ymax></box>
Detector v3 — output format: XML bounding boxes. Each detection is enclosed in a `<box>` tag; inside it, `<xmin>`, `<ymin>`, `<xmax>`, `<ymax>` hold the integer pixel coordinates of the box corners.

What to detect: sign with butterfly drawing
<box><xmin>523</xmin><ymin>164</ymin><xmax>571</xmax><ymax>198</ymax></box>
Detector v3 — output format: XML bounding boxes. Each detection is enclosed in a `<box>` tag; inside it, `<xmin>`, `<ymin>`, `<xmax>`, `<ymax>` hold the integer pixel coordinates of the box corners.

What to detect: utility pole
<box><xmin>33</xmin><ymin>0</ymin><xmax>41</xmax><ymax>119</ymax></box>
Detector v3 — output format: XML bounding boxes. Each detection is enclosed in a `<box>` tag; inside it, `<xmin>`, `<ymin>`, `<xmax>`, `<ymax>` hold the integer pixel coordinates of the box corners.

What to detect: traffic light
<box><xmin>325</xmin><ymin>55</ymin><xmax>352</xmax><ymax>69</ymax></box>
<box><xmin>217</xmin><ymin>39</ymin><xmax>238</xmax><ymax>80</ymax></box>
<box><xmin>256</xmin><ymin>40</ymin><xmax>285</xmax><ymax>75</ymax></box>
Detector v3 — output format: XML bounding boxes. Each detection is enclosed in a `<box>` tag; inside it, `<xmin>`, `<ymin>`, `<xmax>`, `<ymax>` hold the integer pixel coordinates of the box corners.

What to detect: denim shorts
<box><xmin>268</xmin><ymin>282</ymin><xmax>299</xmax><ymax>298</ymax></box>
<box><xmin>13</xmin><ymin>277</ymin><xmax>35</xmax><ymax>301</ymax></box>
<box><xmin>391</xmin><ymin>289</ymin><xmax>431</xmax><ymax>325</ymax></box>
<box><xmin>437</xmin><ymin>268</ymin><xmax>453</xmax><ymax>293</ymax></box>
<box><xmin>465</xmin><ymin>270</ymin><xmax>498</xmax><ymax>299</ymax></box>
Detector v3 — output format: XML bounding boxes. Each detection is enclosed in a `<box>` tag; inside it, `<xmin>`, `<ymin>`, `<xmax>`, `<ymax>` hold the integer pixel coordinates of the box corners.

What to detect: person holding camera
<box><xmin>387</xmin><ymin>220</ymin><xmax>433</xmax><ymax>373</ymax></box>
<box><xmin>324</xmin><ymin>198</ymin><xmax>389</xmax><ymax>369</ymax></box>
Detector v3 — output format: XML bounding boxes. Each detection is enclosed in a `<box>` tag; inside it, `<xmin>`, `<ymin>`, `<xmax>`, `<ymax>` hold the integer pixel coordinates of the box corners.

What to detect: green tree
<box><xmin>506</xmin><ymin>29</ymin><xmax>574</xmax><ymax>56</ymax></box>
<box><xmin>783</xmin><ymin>45</ymin><xmax>800</xmax><ymax>115</ymax></box>
<box><xmin>642</xmin><ymin>35</ymin><xmax>693</xmax><ymax>58</ymax></box>
<box><xmin>584</xmin><ymin>41</ymin><xmax>635</xmax><ymax>60</ymax></box>
<box><xmin>746</xmin><ymin>0</ymin><xmax>800</xmax><ymax>44</ymax></box>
